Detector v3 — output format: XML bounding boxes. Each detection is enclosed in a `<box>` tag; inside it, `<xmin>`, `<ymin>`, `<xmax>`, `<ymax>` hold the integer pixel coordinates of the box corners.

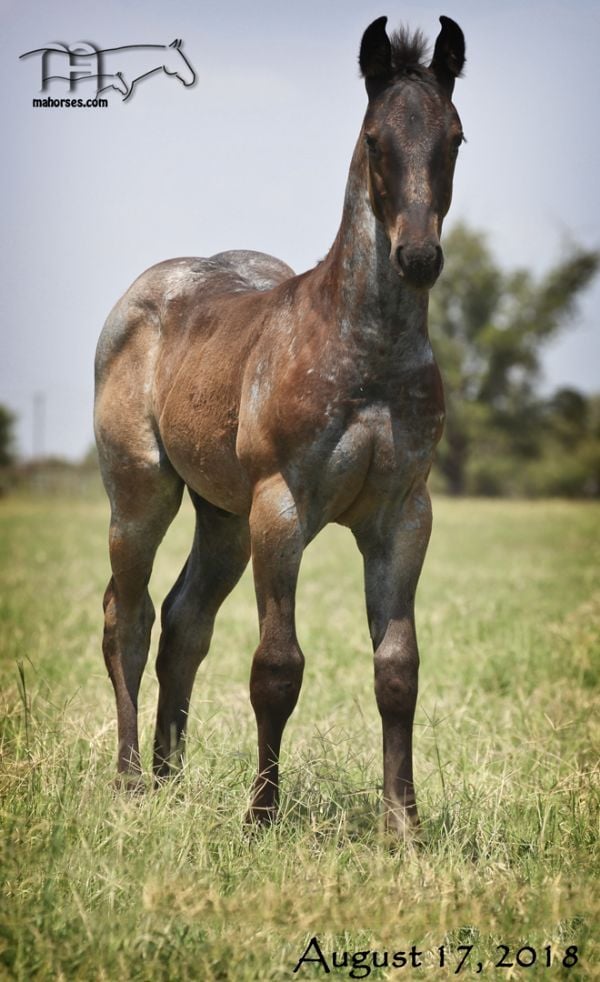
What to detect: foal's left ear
<box><xmin>359</xmin><ymin>16</ymin><xmax>392</xmax><ymax>99</ymax></box>
<box><xmin>430</xmin><ymin>16</ymin><xmax>465</xmax><ymax>97</ymax></box>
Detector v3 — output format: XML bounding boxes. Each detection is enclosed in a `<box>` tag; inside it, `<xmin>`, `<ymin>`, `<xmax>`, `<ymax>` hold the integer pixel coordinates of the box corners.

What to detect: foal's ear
<box><xmin>359</xmin><ymin>16</ymin><xmax>392</xmax><ymax>99</ymax></box>
<box><xmin>430</xmin><ymin>15</ymin><xmax>465</xmax><ymax>97</ymax></box>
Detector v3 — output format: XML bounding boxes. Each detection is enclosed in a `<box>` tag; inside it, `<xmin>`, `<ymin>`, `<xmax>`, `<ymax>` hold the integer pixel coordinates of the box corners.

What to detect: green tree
<box><xmin>429</xmin><ymin>224</ymin><xmax>599</xmax><ymax>494</ymax></box>
<box><xmin>0</xmin><ymin>405</ymin><xmax>16</xmax><ymax>467</ymax></box>
<box><xmin>526</xmin><ymin>387</ymin><xmax>600</xmax><ymax>498</ymax></box>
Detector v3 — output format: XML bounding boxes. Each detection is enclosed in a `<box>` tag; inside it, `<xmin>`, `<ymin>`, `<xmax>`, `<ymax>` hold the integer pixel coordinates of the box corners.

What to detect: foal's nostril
<box><xmin>394</xmin><ymin>242</ymin><xmax>443</xmax><ymax>287</ymax></box>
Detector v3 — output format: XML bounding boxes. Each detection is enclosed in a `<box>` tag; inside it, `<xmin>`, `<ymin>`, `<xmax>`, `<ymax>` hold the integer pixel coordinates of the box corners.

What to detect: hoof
<box><xmin>383</xmin><ymin>806</ymin><xmax>423</xmax><ymax>848</ymax></box>
<box><xmin>152</xmin><ymin>747</ymin><xmax>184</xmax><ymax>783</ymax></box>
<box><xmin>152</xmin><ymin>767</ymin><xmax>182</xmax><ymax>790</ymax></box>
<box><xmin>244</xmin><ymin>802</ymin><xmax>277</xmax><ymax>827</ymax></box>
<box><xmin>113</xmin><ymin>772</ymin><xmax>146</xmax><ymax>795</ymax></box>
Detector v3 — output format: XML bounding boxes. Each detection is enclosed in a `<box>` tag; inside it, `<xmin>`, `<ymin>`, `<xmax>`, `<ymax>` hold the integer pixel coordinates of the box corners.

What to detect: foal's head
<box><xmin>359</xmin><ymin>15</ymin><xmax>465</xmax><ymax>289</ymax></box>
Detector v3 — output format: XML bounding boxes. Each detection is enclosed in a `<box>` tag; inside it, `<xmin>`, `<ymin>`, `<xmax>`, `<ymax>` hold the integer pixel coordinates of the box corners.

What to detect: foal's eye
<box><xmin>365</xmin><ymin>134</ymin><xmax>378</xmax><ymax>153</ymax></box>
<box><xmin>451</xmin><ymin>133</ymin><xmax>466</xmax><ymax>156</ymax></box>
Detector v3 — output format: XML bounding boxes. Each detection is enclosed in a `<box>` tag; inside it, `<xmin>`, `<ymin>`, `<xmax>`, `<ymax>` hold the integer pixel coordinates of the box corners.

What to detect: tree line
<box><xmin>429</xmin><ymin>224</ymin><xmax>599</xmax><ymax>497</ymax></box>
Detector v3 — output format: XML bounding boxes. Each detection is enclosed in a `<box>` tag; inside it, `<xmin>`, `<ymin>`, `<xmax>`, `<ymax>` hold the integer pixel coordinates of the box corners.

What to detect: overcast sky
<box><xmin>2</xmin><ymin>0</ymin><xmax>599</xmax><ymax>459</ymax></box>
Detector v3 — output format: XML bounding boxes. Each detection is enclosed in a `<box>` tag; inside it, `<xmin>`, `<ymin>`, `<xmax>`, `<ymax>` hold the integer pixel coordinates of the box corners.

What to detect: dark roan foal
<box><xmin>95</xmin><ymin>15</ymin><xmax>466</xmax><ymax>838</ymax></box>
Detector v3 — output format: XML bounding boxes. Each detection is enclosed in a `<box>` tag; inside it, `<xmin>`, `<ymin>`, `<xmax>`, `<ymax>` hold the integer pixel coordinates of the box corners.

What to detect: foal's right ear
<box><xmin>359</xmin><ymin>16</ymin><xmax>392</xmax><ymax>99</ymax></box>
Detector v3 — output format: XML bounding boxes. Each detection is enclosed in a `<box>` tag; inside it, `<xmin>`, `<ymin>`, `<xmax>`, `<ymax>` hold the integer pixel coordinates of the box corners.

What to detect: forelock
<box><xmin>389</xmin><ymin>26</ymin><xmax>429</xmax><ymax>78</ymax></box>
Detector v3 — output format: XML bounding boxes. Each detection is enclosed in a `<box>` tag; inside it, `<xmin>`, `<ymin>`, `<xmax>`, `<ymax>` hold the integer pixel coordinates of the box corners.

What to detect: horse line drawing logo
<box><xmin>19</xmin><ymin>40</ymin><xmax>197</xmax><ymax>103</ymax></box>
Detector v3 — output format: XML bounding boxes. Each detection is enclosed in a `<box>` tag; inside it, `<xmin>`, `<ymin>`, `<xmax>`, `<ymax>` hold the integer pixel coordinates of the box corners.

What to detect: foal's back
<box><xmin>95</xmin><ymin>248</ymin><xmax>293</xmax><ymax>388</ymax></box>
<box><xmin>94</xmin><ymin>249</ymin><xmax>294</xmax><ymax>513</ymax></box>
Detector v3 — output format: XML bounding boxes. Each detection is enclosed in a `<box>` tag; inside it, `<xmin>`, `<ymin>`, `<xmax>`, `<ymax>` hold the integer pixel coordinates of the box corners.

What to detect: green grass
<box><xmin>0</xmin><ymin>494</ymin><xmax>598</xmax><ymax>980</ymax></box>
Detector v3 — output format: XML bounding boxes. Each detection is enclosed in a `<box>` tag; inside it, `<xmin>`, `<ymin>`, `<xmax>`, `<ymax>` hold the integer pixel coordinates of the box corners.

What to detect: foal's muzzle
<box><xmin>394</xmin><ymin>242</ymin><xmax>444</xmax><ymax>289</ymax></box>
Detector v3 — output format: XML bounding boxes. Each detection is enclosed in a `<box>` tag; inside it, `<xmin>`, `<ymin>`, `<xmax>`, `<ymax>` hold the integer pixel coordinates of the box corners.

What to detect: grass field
<box><xmin>0</xmin><ymin>493</ymin><xmax>598</xmax><ymax>980</ymax></box>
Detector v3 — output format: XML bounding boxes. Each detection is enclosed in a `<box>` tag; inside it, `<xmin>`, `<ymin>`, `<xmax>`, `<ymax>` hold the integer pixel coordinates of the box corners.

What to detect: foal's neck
<box><xmin>317</xmin><ymin>136</ymin><xmax>429</xmax><ymax>351</ymax></box>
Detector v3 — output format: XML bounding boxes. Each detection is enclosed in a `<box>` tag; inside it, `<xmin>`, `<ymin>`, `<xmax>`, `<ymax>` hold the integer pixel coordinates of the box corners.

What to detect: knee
<box><xmin>250</xmin><ymin>640</ymin><xmax>304</xmax><ymax>716</ymax></box>
<box><xmin>374</xmin><ymin>640</ymin><xmax>419</xmax><ymax>717</ymax></box>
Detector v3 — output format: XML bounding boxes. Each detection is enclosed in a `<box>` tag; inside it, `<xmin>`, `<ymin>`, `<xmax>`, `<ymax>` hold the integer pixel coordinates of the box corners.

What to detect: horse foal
<box><xmin>95</xmin><ymin>15</ymin><xmax>466</xmax><ymax>837</ymax></box>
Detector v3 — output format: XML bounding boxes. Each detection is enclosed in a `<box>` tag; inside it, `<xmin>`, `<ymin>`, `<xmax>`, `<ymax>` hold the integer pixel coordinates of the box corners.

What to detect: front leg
<box><xmin>353</xmin><ymin>483</ymin><xmax>432</xmax><ymax>840</ymax></box>
<box><xmin>246</xmin><ymin>476</ymin><xmax>305</xmax><ymax>824</ymax></box>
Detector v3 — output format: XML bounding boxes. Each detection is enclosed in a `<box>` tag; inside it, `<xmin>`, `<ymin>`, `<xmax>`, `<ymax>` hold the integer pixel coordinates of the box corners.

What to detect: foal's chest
<box><xmin>352</xmin><ymin>391</ymin><xmax>444</xmax><ymax>488</ymax></box>
<box><xmin>302</xmin><ymin>360</ymin><xmax>445</xmax><ymax>526</ymax></box>
<box><xmin>347</xmin><ymin>356</ymin><xmax>445</xmax><ymax>475</ymax></box>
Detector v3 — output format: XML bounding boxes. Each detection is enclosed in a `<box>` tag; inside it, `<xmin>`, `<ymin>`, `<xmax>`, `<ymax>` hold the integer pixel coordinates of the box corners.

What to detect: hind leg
<box><xmin>101</xmin><ymin>461</ymin><xmax>183</xmax><ymax>785</ymax></box>
<box><xmin>153</xmin><ymin>494</ymin><xmax>251</xmax><ymax>778</ymax></box>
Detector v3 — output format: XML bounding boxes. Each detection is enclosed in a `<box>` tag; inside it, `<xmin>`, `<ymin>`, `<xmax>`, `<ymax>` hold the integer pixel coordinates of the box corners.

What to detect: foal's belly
<box><xmin>161</xmin><ymin>427</ymin><xmax>252</xmax><ymax>514</ymax></box>
<box><xmin>157</xmin><ymin>380</ymin><xmax>252</xmax><ymax>514</ymax></box>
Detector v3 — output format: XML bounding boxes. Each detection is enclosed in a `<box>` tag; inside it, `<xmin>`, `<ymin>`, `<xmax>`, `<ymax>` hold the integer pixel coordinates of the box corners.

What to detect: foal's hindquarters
<box><xmin>95</xmin><ymin>252</ymin><xmax>292</xmax><ymax>798</ymax></box>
